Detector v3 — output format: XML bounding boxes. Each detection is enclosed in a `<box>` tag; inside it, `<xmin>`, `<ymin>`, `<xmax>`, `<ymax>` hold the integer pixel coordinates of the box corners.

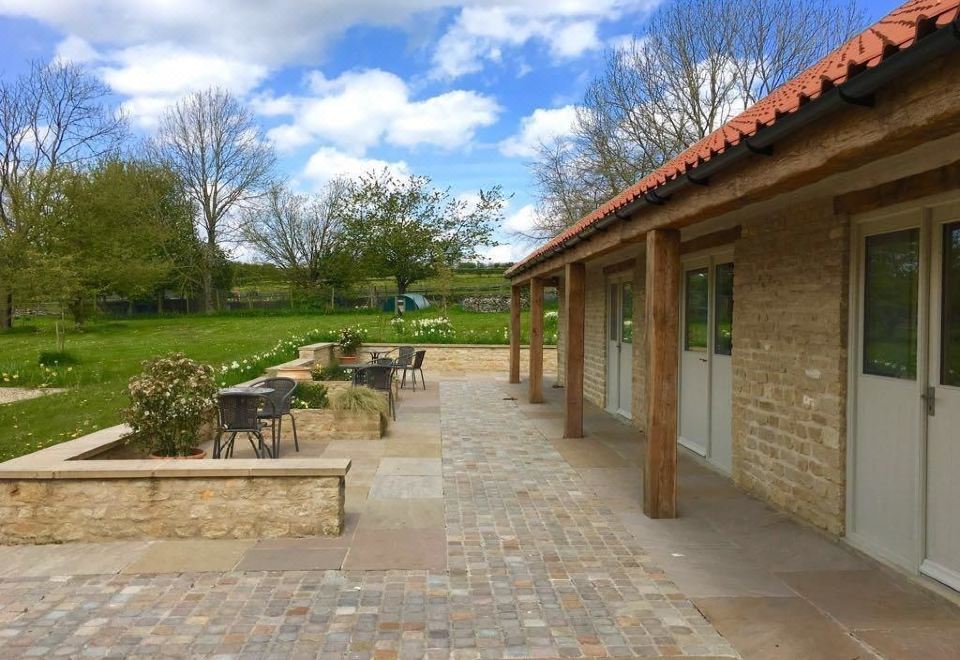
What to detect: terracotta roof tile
<box><xmin>507</xmin><ymin>0</ymin><xmax>960</xmax><ymax>276</ymax></box>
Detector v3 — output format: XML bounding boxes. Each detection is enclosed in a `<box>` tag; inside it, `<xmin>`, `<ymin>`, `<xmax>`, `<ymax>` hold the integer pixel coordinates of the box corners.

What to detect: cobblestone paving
<box><xmin>441</xmin><ymin>381</ymin><xmax>736</xmax><ymax>659</ymax></box>
<box><xmin>0</xmin><ymin>379</ymin><xmax>737</xmax><ymax>659</ymax></box>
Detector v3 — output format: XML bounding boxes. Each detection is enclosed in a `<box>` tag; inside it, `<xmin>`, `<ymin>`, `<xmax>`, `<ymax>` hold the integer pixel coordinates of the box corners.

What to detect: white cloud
<box><xmin>503</xmin><ymin>203</ymin><xmax>538</xmax><ymax>234</ymax></box>
<box><xmin>54</xmin><ymin>34</ymin><xmax>99</xmax><ymax>63</ymax></box>
<box><xmin>431</xmin><ymin>1</ymin><xmax>656</xmax><ymax>79</ymax></box>
<box><xmin>481</xmin><ymin>242</ymin><xmax>531</xmax><ymax>264</ymax></box>
<box><xmin>302</xmin><ymin>147</ymin><xmax>410</xmax><ymax>188</ymax></box>
<box><xmin>499</xmin><ymin>105</ymin><xmax>578</xmax><ymax>158</ymax></box>
<box><xmin>261</xmin><ymin>69</ymin><xmax>500</xmax><ymax>154</ymax></box>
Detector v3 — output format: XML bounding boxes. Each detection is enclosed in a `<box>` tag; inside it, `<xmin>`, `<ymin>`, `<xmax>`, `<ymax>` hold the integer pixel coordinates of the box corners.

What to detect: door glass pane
<box><xmin>863</xmin><ymin>228</ymin><xmax>919</xmax><ymax>379</ymax></box>
<box><xmin>608</xmin><ymin>284</ymin><xmax>618</xmax><ymax>341</ymax></box>
<box><xmin>684</xmin><ymin>268</ymin><xmax>709</xmax><ymax>351</ymax></box>
<box><xmin>942</xmin><ymin>222</ymin><xmax>960</xmax><ymax>387</ymax></box>
<box><xmin>715</xmin><ymin>262</ymin><xmax>734</xmax><ymax>356</ymax></box>
<box><xmin>621</xmin><ymin>283</ymin><xmax>633</xmax><ymax>344</ymax></box>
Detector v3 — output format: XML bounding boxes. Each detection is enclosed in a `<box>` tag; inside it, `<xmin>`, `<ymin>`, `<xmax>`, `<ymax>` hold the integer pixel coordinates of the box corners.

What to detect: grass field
<box><xmin>0</xmin><ymin>308</ymin><xmax>550</xmax><ymax>461</ymax></box>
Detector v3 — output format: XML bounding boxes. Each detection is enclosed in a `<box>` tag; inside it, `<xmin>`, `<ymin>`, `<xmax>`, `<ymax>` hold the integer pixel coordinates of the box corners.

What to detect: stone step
<box><xmin>266</xmin><ymin>357</ymin><xmax>314</xmax><ymax>380</ymax></box>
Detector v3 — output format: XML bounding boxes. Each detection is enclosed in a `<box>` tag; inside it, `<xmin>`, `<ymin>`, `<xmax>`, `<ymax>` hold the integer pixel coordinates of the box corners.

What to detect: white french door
<box><xmin>606</xmin><ymin>279</ymin><xmax>634</xmax><ymax>418</ymax></box>
<box><xmin>678</xmin><ymin>254</ymin><xmax>734</xmax><ymax>473</ymax></box>
<box><xmin>922</xmin><ymin>205</ymin><xmax>960</xmax><ymax>591</ymax></box>
<box><xmin>850</xmin><ymin>198</ymin><xmax>960</xmax><ymax>592</ymax></box>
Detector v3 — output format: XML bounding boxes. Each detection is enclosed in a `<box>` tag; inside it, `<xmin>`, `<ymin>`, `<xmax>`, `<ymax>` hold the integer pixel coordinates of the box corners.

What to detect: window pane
<box><xmin>715</xmin><ymin>262</ymin><xmax>734</xmax><ymax>356</ymax></box>
<box><xmin>863</xmin><ymin>228</ymin><xmax>919</xmax><ymax>379</ymax></box>
<box><xmin>608</xmin><ymin>284</ymin><xmax>618</xmax><ymax>341</ymax></box>
<box><xmin>685</xmin><ymin>268</ymin><xmax>709</xmax><ymax>351</ymax></box>
<box><xmin>621</xmin><ymin>283</ymin><xmax>634</xmax><ymax>344</ymax></box>
<box><xmin>942</xmin><ymin>222</ymin><xmax>960</xmax><ymax>387</ymax></box>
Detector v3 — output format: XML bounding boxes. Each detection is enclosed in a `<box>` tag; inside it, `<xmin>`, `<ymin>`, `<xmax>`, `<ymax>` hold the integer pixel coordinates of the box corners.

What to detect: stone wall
<box><xmin>631</xmin><ymin>258</ymin><xmax>647</xmax><ymax>431</ymax></box>
<box><xmin>732</xmin><ymin>198</ymin><xmax>849</xmax><ymax>535</ymax></box>
<box><xmin>293</xmin><ymin>408</ymin><xmax>385</xmax><ymax>440</ymax></box>
<box><xmin>583</xmin><ymin>265</ymin><xmax>608</xmax><ymax>408</ymax></box>
<box><xmin>361</xmin><ymin>344</ymin><xmax>557</xmax><ymax>376</ymax></box>
<box><xmin>0</xmin><ymin>475</ymin><xmax>344</xmax><ymax>544</ymax></box>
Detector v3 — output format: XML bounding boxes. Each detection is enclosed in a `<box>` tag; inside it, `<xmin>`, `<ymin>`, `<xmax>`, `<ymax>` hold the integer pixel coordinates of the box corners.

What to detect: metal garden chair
<box><xmin>250</xmin><ymin>377</ymin><xmax>299</xmax><ymax>457</ymax></box>
<box><xmin>400</xmin><ymin>349</ymin><xmax>427</xmax><ymax>391</ymax></box>
<box><xmin>213</xmin><ymin>392</ymin><xmax>275</xmax><ymax>459</ymax></box>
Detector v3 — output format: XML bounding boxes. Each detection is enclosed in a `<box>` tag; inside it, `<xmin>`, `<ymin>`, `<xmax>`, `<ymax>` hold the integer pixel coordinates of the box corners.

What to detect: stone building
<box><xmin>506</xmin><ymin>0</ymin><xmax>960</xmax><ymax>596</ymax></box>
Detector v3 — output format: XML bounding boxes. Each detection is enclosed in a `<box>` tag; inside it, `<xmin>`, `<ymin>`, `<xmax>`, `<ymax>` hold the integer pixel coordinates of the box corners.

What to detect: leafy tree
<box><xmin>34</xmin><ymin>160</ymin><xmax>193</xmax><ymax>325</ymax></box>
<box><xmin>0</xmin><ymin>59</ymin><xmax>127</xmax><ymax>328</ymax></box>
<box><xmin>341</xmin><ymin>170</ymin><xmax>505</xmax><ymax>298</ymax></box>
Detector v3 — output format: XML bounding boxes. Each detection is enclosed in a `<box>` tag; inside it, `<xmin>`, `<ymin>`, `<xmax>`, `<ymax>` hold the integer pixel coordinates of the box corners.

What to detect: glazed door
<box><xmin>923</xmin><ymin>208</ymin><xmax>960</xmax><ymax>591</ymax></box>
<box><xmin>709</xmin><ymin>262</ymin><xmax>734</xmax><ymax>473</ymax></box>
<box><xmin>606</xmin><ymin>281</ymin><xmax>634</xmax><ymax>418</ymax></box>
<box><xmin>852</xmin><ymin>215</ymin><xmax>924</xmax><ymax>570</ymax></box>
<box><xmin>679</xmin><ymin>264</ymin><xmax>710</xmax><ymax>455</ymax></box>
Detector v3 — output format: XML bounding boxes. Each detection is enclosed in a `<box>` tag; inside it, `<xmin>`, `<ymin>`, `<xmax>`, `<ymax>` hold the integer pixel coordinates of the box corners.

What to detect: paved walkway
<box><xmin>1</xmin><ymin>375</ymin><xmax>958</xmax><ymax>658</ymax></box>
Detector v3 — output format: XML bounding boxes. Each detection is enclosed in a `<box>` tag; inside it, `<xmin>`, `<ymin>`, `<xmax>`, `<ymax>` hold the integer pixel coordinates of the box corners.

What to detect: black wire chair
<box><xmin>250</xmin><ymin>377</ymin><xmax>299</xmax><ymax>457</ymax></box>
<box><xmin>213</xmin><ymin>393</ymin><xmax>275</xmax><ymax>459</ymax></box>
<box><xmin>354</xmin><ymin>364</ymin><xmax>395</xmax><ymax>420</ymax></box>
<box><xmin>400</xmin><ymin>349</ymin><xmax>426</xmax><ymax>391</ymax></box>
<box><xmin>395</xmin><ymin>346</ymin><xmax>415</xmax><ymax>369</ymax></box>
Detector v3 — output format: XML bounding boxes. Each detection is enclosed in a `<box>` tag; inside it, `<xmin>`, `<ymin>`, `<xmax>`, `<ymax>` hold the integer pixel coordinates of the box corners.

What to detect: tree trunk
<box><xmin>0</xmin><ymin>291</ymin><xmax>11</xmax><ymax>330</ymax></box>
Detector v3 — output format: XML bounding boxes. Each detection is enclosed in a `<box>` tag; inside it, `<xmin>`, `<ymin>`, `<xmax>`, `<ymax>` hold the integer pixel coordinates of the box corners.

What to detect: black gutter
<box><xmin>509</xmin><ymin>18</ymin><xmax>960</xmax><ymax>277</ymax></box>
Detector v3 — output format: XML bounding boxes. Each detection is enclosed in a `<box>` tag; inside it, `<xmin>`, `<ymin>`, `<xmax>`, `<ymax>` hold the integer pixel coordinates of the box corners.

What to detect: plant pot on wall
<box><xmin>339</xmin><ymin>354</ymin><xmax>358</xmax><ymax>365</ymax></box>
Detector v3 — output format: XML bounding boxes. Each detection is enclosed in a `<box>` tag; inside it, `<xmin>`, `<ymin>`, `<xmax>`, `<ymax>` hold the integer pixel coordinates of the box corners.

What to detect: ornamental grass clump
<box><xmin>330</xmin><ymin>386</ymin><xmax>388</xmax><ymax>416</ymax></box>
<box><xmin>124</xmin><ymin>353</ymin><xmax>218</xmax><ymax>457</ymax></box>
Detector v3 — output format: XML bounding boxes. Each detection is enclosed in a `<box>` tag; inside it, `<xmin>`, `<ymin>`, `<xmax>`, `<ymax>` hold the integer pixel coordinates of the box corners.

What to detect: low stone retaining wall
<box><xmin>0</xmin><ymin>426</ymin><xmax>349</xmax><ymax>545</ymax></box>
<box><xmin>358</xmin><ymin>343</ymin><xmax>557</xmax><ymax>374</ymax></box>
<box><xmin>292</xmin><ymin>408</ymin><xmax>385</xmax><ymax>440</ymax></box>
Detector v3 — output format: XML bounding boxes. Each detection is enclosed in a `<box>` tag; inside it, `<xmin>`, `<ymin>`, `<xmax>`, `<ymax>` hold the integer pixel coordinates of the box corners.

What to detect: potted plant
<box><xmin>123</xmin><ymin>353</ymin><xmax>218</xmax><ymax>459</ymax></box>
<box><xmin>336</xmin><ymin>325</ymin><xmax>366</xmax><ymax>364</ymax></box>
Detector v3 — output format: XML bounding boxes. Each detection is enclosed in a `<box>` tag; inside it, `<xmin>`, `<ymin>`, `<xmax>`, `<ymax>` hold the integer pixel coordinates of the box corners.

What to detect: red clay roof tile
<box><xmin>507</xmin><ymin>0</ymin><xmax>960</xmax><ymax>276</ymax></box>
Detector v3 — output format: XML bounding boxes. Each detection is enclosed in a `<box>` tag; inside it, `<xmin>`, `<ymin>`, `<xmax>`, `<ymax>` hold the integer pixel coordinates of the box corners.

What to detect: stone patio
<box><xmin>0</xmin><ymin>375</ymin><xmax>957</xmax><ymax>658</ymax></box>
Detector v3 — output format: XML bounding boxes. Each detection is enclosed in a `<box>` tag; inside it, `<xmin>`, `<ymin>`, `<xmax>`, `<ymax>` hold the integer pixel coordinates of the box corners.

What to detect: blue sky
<box><xmin>0</xmin><ymin>0</ymin><xmax>897</xmax><ymax>262</ymax></box>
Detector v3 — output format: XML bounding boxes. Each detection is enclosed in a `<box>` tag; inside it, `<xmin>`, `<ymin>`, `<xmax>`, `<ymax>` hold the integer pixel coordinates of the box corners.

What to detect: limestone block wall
<box><xmin>732</xmin><ymin>198</ymin><xmax>849</xmax><ymax>535</ymax></box>
<box><xmin>631</xmin><ymin>258</ymin><xmax>647</xmax><ymax>431</ymax></box>
<box><xmin>583</xmin><ymin>265</ymin><xmax>608</xmax><ymax>408</ymax></box>
<box><xmin>0</xmin><ymin>475</ymin><xmax>344</xmax><ymax>545</ymax></box>
<box><xmin>361</xmin><ymin>344</ymin><xmax>557</xmax><ymax>376</ymax></box>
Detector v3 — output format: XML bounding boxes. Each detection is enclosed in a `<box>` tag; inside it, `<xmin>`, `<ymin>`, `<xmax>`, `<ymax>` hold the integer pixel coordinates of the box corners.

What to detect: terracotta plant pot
<box><xmin>339</xmin><ymin>354</ymin><xmax>358</xmax><ymax>364</ymax></box>
<box><xmin>149</xmin><ymin>447</ymin><xmax>207</xmax><ymax>460</ymax></box>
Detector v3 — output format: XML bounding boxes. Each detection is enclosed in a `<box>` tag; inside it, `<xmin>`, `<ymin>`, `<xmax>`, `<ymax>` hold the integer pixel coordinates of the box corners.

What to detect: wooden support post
<box><xmin>529</xmin><ymin>278</ymin><xmax>544</xmax><ymax>404</ymax></box>
<box><xmin>564</xmin><ymin>263</ymin><xmax>585</xmax><ymax>438</ymax></box>
<box><xmin>509</xmin><ymin>285</ymin><xmax>521</xmax><ymax>384</ymax></box>
<box><xmin>644</xmin><ymin>228</ymin><xmax>681</xmax><ymax>519</ymax></box>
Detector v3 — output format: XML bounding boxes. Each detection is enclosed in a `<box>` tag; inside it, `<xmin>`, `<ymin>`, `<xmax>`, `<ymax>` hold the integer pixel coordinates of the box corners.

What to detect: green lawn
<box><xmin>0</xmin><ymin>308</ymin><xmax>550</xmax><ymax>461</ymax></box>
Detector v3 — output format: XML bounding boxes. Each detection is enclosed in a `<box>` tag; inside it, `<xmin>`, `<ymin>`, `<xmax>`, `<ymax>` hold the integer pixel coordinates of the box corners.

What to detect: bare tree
<box><xmin>152</xmin><ymin>88</ymin><xmax>275</xmax><ymax>313</ymax></box>
<box><xmin>0</xmin><ymin>59</ymin><xmax>127</xmax><ymax>328</ymax></box>
<box><xmin>242</xmin><ymin>180</ymin><xmax>356</xmax><ymax>293</ymax></box>
<box><xmin>529</xmin><ymin>0</ymin><xmax>865</xmax><ymax>239</ymax></box>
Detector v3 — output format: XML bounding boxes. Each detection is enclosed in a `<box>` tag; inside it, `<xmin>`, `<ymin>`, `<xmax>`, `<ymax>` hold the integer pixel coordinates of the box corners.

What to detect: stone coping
<box><xmin>0</xmin><ymin>423</ymin><xmax>351</xmax><ymax>481</ymax></box>
<box><xmin>359</xmin><ymin>342</ymin><xmax>556</xmax><ymax>349</ymax></box>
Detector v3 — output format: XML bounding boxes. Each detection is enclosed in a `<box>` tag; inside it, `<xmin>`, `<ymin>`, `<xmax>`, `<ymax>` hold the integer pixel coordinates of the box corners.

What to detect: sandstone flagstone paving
<box><xmin>0</xmin><ymin>377</ymin><xmax>737</xmax><ymax>658</ymax></box>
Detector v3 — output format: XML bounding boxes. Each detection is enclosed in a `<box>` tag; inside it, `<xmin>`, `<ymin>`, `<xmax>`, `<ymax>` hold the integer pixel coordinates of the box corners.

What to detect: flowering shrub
<box><xmin>123</xmin><ymin>353</ymin><xmax>218</xmax><ymax>457</ymax></box>
<box><xmin>292</xmin><ymin>382</ymin><xmax>329</xmax><ymax>409</ymax></box>
<box><xmin>337</xmin><ymin>325</ymin><xmax>366</xmax><ymax>355</ymax></box>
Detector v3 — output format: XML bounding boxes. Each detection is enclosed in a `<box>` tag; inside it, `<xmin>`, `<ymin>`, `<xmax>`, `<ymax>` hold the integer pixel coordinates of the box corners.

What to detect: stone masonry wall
<box><xmin>583</xmin><ymin>265</ymin><xmax>607</xmax><ymax>408</ymax></box>
<box><xmin>732</xmin><ymin>198</ymin><xmax>849</xmax><ymax>535</ymax></box>
<box><xmin>0</xmin><ymin>475</ymin><xmax>344</xmax><ymax>545</ymax></box>
<box><xmin>631</xmin><ymin>258</ymin><xmax>647</xmax><ymax>431</ymax></box>
<box><xmin>361</xmin><ymin>344</ymin><xmax>557</xmax><ymax>377</ymax></box>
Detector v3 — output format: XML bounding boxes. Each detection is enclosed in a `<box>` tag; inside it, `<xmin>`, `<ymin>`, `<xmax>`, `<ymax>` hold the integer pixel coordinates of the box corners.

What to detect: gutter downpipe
<box><xmin>511</xmin><ymin>19</ymin><xmax>960</xmax><ymax>277</ymax></box>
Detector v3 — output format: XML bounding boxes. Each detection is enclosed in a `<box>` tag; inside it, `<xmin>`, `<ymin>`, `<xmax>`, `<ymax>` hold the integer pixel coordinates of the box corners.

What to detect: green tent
<box><xmin>382</xmin><ymin>293</ymin><xmax>431</xmax><ymax>313</ymax></box>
